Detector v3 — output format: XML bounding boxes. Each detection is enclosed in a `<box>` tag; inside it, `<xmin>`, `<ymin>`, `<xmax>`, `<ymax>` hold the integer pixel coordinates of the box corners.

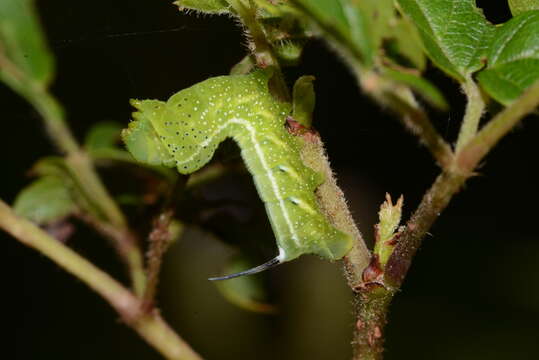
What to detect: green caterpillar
<box><xmin>122</xmin><ymin>70</ymin><xmax>352</xmax><ymax>279</ymax></box>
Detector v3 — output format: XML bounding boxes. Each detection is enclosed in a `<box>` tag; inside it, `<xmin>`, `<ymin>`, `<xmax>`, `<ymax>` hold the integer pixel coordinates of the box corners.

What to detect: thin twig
<box><xmin>359</xmin><ymin>71</ymin><xmax>454</xmax><ymax>168</ymax></box>
<box><xmin>143</xmin><ymin>210</ymin><xmax>174</xmax><ymax>309</ymax></box>
<box><xmin>76</xmin><ymin>212</ymin><xmax>147</xmax><ymax>296</ymax></box>
<box><xmin>64</xmin><ymin>149</ymin><xmax>146</xmax><ymax>294</ymax></box>
<box><xmin>0</xmin><ymin>199</ymin><xmax>202</xmax><ymax>360</ymax></box>
<box><xmin>142</xmin><ymin>177</ymin><xmax>187</xmax><ymax>308</ymax></box>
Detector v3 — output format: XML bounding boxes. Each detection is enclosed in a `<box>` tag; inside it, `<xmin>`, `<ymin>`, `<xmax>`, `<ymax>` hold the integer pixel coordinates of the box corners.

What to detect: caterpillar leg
<box><xmin>208</xmin><ymin>256</ymin><xmax>281</xmax><ymax>281</ymax></box>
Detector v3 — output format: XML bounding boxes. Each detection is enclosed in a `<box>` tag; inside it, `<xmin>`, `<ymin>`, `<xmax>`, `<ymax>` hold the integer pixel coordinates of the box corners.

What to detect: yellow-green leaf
<box><xmin>0</xmin><ymin>0</ymin><xmax>54</xmax><ymax>91</ymax></box>
<box><xmin>13</xmin><ymin>177</ymin><xmax>76</xmax><ymax>225</ymax></box>
<box><xmin>374</xmin><ymin>194</ymin><xmax>403</xmax><ymax>266</ymax></box>
<box><xmin>292</xmin><ymin>75</ymin><xmax>316</xmax><ymax>128</ymax></box>
<box><xmin>84</xmin><ymin>121</ymin><xmax>124</xmax><ymax>152</ymax></box>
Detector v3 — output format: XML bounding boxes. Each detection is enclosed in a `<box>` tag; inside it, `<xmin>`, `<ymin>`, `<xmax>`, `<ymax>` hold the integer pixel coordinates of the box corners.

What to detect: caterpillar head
<box><xmin>122</xmin><ymin>99</ymin><xmax>176</xmax><ymax>168</ymax></box>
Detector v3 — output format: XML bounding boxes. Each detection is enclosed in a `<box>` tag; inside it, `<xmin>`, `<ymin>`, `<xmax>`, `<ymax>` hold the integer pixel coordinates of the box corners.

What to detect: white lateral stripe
<box><xmin>174</xmin><ymin>117</ymin><xmax>300</xmax><ymax>250</ymax></box>
<box><xmin>231</xmin><ymin>119</ymin><xmax>301</xmax><ymax>249</ymax></box>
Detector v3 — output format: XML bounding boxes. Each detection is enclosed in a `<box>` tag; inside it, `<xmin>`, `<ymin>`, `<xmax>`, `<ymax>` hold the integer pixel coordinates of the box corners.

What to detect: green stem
<box><xmin>30</xmin><ymin>89</ymin><xmax>79</xmax><ymax>153</ymax></box>
<box><xmin>228</xmin><ymin>0</ymin><xmax>274</xmax><ymax>66</ymax></box>
<box><xmin>25</xmin><ymin>85</ymin><xmax>145</xmax><ymax>293</ymax></box>
<box><xmin>0</xmin><ymin>199</ymin><xmax>202</xmax><ymax>360</ymax></box>
<box><xmin>457</xmin><ymin>78</ymin><xmax>539</xmax><ymax>174</ymax></box>
<box><xmin>31</xmin><ymin>93</ymin><xmax>126</xmax><ymax>228</ymax></box>
<box><xmin>2</xmin><ymin>46</ymin><xmax>124</xmax><ymax>224</ymax></box>
<box><xmin>77</xmin><ymin>212</ymin><xmax>147</xmax><ymax>296</ymax></box>
<box><xmin>455</xmin><ymin>76</ymin><xmax>485</xmax><ymax>152</ymax></box>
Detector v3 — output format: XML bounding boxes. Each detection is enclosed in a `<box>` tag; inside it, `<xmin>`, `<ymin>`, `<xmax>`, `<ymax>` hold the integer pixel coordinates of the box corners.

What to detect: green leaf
<box><xmin>13</xmin><ymin>176</ymin><xmax>76</xmax><ymax>225</ymax></box>
<box><xmin>509</xmin><ymin>0</ymin><xmax>539</xmax><ymax>16</ymax></box>
<box><xmin>28</xmin><ymin>157</ymin><xmax>107</xmax><ymax>220</ymax></box>
<box><xmin>30</xmin><ymin>156</ymin><xmax>70</xmax><ymax>178</ymax></box>
<box><xmin>374</xmin><ymin>194</ymin><xmax>403</xmax><ymax>266</ymax></box>
<box><xmin>354</xmin><ymin>0</ymin><xmax>395</xmax><ymax>49</ymax></box>
<box><xmin>397</xmin><ymin>0</ymin><xmax>495</xmax><ymax>81</ymax></box>
<box><xmin>386</xmin><ymin>15</ymin><xmax>427</xmax><ymax>70</ymax></box>
<box><xmin>173</xmin><ymin>0</ymin><xmax>231</xmax><ymax>14</ymax></box>
<box><xmin>0</xmin><ymin>0</ymin><xmax>54</xmax><ymax>90</ymax></box>
<box><xmin>291</xmin><ymin>0</ymin><xmax>374</xmax><ymax>66</ymax></box>
<box><xmin>382</xmin><ymin>67</ymin><xmax>448</xmax><ymax>110</ymax></box>
<box><xmin>214</xmin><ymin>256</ymin><xmax>276</xmax><ymax>313</ymax></box>
<box><xmin>292</xmin><ymin>75</ymin><xmax>316</xmax><ymax>127</ymax></box>
<box><xmin>84</xmin><ymin>121</ymin><xmax>123</xmax><ymax>151</ymax></box>
<box><xmin>477</xmin><ymin>11</ymin><xmax>539</xmax><ymax>105</ymax></box>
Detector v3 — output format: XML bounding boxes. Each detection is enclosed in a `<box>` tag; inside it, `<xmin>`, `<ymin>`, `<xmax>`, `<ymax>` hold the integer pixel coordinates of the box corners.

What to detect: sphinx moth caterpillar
<box><xmin>122</xmin><ymin>69</ymin><xmax>352</xmax><ymax>279</ymax></box>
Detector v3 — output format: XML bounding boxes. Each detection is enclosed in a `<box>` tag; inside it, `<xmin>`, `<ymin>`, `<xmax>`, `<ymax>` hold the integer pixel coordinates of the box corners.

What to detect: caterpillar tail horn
<box><xmin>208</xmin><ymin>257</ymin><xmax>281</xmax><ymax>281</ymax></box>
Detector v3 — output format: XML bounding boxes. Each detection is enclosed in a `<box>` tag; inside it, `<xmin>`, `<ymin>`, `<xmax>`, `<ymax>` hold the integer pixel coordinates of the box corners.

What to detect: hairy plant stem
<box><xmin>299</xmin><ymin>132</ymin><xmax>371</xmax><ymax>287</ymax></box>
<box><xmin>0</xmin><ymin>199</ymin><xmax>202</xmax><ymax>360</ymax></box>
<box><xmin>143</xmin><ymin>210</ymin><xmax>174</xmax><ymax>309</ymax></box>
<box><xmin>455</xmin><ymin>77</ymin><xmax>485</xmax><ymax>152</ymax></box>
<box><xmin>351</xmin><ymin>285</ymin><xmax>392</xmax><ymax>360</ymax></box>
<box><xmin>228</xmin><ymin>0</ymin><xmax>290</xmax><ymax>100</ymax></box>
<box><xmin>297</xmin><ymin>124</ymin><xmax>382</xmax><ymax>360</ymax></box>
<box><xmin>142</xmin><ymin>177</ymin><xmax>187</xmax><ymax>308</ymax></box>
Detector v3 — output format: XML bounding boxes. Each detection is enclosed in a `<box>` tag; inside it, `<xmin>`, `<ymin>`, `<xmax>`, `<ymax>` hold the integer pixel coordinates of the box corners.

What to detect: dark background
<box><xmin>2</xmin><ymin>1</ymin><xmax>538</xmax><ymax>359</ymax></box>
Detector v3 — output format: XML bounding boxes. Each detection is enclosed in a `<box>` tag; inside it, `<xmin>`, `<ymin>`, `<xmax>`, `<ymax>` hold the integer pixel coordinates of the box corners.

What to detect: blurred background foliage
<box><xmin>1</xmin><ymin>0</ymin><xmax>538</xmax><ymax>359</ymax></box>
